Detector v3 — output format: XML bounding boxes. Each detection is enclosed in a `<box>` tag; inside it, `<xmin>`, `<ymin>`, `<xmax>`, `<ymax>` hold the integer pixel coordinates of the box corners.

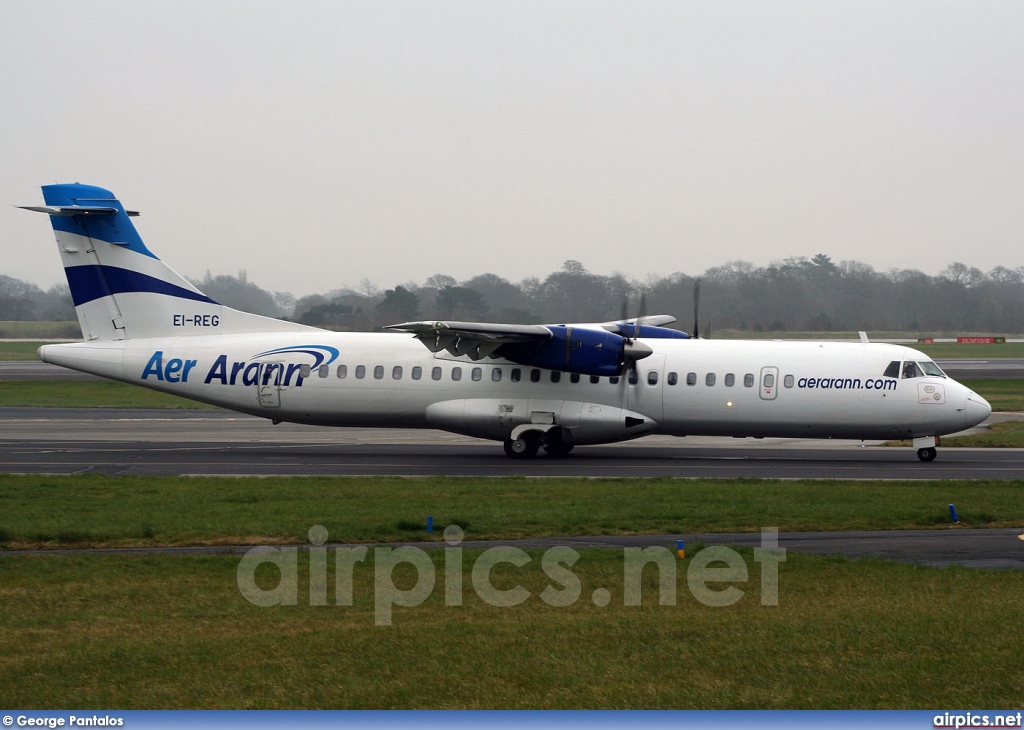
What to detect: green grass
<box><xmin>0</xmin><ymin>321</ymin><xmax>80</xmax><ymax>339</ymax></box>
<box><xmin>1</xmin><ymin>474</ymin><xmax>1022</xmax><ymax>550</ymax></box>
<box><xmin>0</xmin><ymin>340</ymin><xmax>67</xmax><ymax>360</ymax></box>
<box><xmin>916</xmin><ymin>342</ymin><xmax>1024</xmax><ymax>358</ymax></box>
<box><xmin>3</xmin><ymin>474</ymin><xmax>1023</xmax><ymax>708</ymax></box>
<box><xmin>960</xmin><ymin>379</ymin><xmax>1024</xmax><ymax>412</ymax></box>
<box><xmin>1</xmin><ymin>549</ymin><xmax>1022</xmax><ymax>708</ymax></box>
<box><xmin>0</xmin><ymin>380</ymin><xmax>218</xmax><ymax>408</ymax></box>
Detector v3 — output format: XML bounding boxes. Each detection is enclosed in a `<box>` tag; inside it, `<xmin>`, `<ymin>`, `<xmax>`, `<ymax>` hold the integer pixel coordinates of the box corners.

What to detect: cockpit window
<box><xmin>883</xmin><ymin>361</ymin><xmax>900</xmax><ymax>378</ymax></box>
<box><xmin>899</xmin><ymin>360</ymin><xmax>946</xmax><ymax>379</ymax></box>
<box><xmin>902</xmin><ymin>361</ymin><xmax>924</xmax><ymax>379</ymax></box>
<box><xmin>919</xmin><ymin>360</ymin><xmax>945</xmax><ymax>377</ymax></box>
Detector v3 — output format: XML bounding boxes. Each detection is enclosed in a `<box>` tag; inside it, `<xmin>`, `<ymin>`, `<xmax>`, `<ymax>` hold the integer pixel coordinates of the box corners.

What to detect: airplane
<box><xmin>21</xmin><ymin>183</ymin><xmax>992</xmax><ymax>462</ymax></box>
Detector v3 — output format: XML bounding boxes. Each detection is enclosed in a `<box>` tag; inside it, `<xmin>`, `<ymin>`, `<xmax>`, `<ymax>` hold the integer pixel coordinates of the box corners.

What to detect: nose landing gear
<box><xmin>913</xmin><ymin>435</ymin><xmax>940</xmax><ymax>462</ymax></box>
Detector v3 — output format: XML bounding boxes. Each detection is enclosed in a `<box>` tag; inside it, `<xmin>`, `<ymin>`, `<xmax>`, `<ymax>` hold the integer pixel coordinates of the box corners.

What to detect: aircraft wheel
<box><xmin>917</xmin><ymin>447</ymin><xmax>937</xmax><ymax>462</ymax></box>
<box><xmin>542</xmin><ymin>428</ymin><xmax>574</xmax><ymax>457</ymax></box>
<box><xmin>543</xmin><ymin>439</ymin><xmax>575</xmax><ymax>457</ymax></box>
<box><xmin>504</xmin><ymin>433</ymin><xmax>541</xmax><ymax>459</ymax></box>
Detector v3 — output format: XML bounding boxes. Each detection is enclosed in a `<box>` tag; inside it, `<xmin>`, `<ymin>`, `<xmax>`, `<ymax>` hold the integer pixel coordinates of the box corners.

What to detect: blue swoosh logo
<box><xmin>252</xmin><ymin>345</ymin><xmax>340</xmax><ymax>370</ymax></box>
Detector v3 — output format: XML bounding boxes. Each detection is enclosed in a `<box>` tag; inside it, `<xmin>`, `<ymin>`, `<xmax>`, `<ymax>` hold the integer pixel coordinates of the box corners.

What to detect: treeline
<box><xmin>3</xmin><ymin>255</ymin><xmax>1023</xmax><ymax>334</ymax></box>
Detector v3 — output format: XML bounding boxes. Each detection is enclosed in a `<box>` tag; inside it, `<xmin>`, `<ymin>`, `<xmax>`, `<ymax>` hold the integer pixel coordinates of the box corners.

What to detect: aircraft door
<box><xmin>257</xmin><ymin>362</ymin><xmax>285</xmax><ymax>408</ymax></box>
<box><xmin>630</xmin><ymin>354</ymin><xmax>666</xmax><ymax>421</ymax></box>
<box><xmin>759</xmin><ymin>366</ymin><xmax>779</xmax><ymax>401</ymax></box>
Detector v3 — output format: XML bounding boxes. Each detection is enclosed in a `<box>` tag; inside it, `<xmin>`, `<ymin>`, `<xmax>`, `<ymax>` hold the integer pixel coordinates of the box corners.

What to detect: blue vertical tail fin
<box><xmin>22</xmin><ymin>184</ymin><xmax>315</xmax><ymax>341</ymax></box>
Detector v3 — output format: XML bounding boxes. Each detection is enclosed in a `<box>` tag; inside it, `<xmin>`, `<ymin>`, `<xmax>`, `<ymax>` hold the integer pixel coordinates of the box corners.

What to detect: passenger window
<box><xmin>551</xmin><ymin>371</ymin><xmax>561</xmax><ymax>383</ymax></box>
<box><xmin>784</xmin><ymin>374</ymin><xmax>794</xmax><ymax>388</ymax></box>
<box><xmin>300</xmin><ymin>364</ymin><xmax>311</xmax><ymax>379</ymax></box>
<box><xmin>764</xmin><ymin>373</ymin><xmax>775</xmax><ymax>388</ymax></box>
<box><xmin>724</xmin><ymin>373</ymin><xmax>735</xmax><ymax>387</ymax></box>
<box><xmin>530</xmin><ymin>369</ymin><xmax>541</xmax><ymax>383</ymax></box>
<box><xmin>318</xmin><ymin>364</ymin><xmax>329</xmax><ymax>378</ymax></box>
<box><xmin>570</xmin><ymin>373</ymin><xmax>580</xmax><ymax>384</ymax></box>
<box><xmin>452</xmin><ymin>367</ymin><xmax>462</xmax><ymax>381</ymax></box>
<box><xmin>883</xmin><ymin>361</ymin><xmax>901</xmax><ymax>379</ymax></box>
<box><xmin>374</xmin><ymin>365</ymin><xmax>385</xmax><ymax>380</ymax></box>
<box><xmin>471</xmin><ymin>367</ymin><xmax>482</xmax><ymax>381</ymax></box>
<box><xmin>431</xmin><ymin>366</ymin><xmax>442</xmax><ymax>381</ymax></box>
<box><xmin>667</xmin><ymin>372</ymin><xmax>678</xmax><ymax>386</ymax></box>
<box><xmin>705</xmin><ymin>373</ymin><xmax>716</xmax><ymax>386</ymax></box>
<box><xmin>628</xmin><ymin>370</ymin><xmax>638</xmax><ymax>385</ymax></box>
<box><xmin>411</xmin><ymin>366</ymin><xmax>422</xmax><ymax>380</ymax></box>
<box><xmin>511</xmin><ymin>368</ymin><xmax>521</xmax><ymax>382</ymax></box>
<box><xmin>609</xmin><ymin>375</ymin><xmax>620</xmax><ymax>385</ymax></box>
<box><xmin>337</xmin><ymin>364</ymin><xmax>347</xmax><ymax>379</ymax></box>
<box><xmin>355</xmin><ymin>365</ymin><xmax>365</xmax><ymax>379</ymax></box>
<box><xmin>647</xmin><ymin>371</ymin><xmax>658</xmax><ymax>385</ymax></box>
<box><xmin>492</xmin><ymin>368</ymin><xmax>502</xmax><ymax>382</ymax></box>
<box><xmin>686</xmin><ymin>372</ymin><xmax>697</xmax><ymax>386</ymax></box>
<box><xmin>902</xmin><ymin>361</ymin><xmax>923</xmax><ymax>379</ymax></box>
<box><xmin>744</xmin><ymin>373</ymin><xmax>754</xmax><ymax>387</ymax></box>
<box><xmin>392</xmin><ymin>366</ymin><xmax>403</xmax><ymax>380</ymax></box>
<box><xmin>590</xmin><ymin>375</ymin><xmax>601</xmax><ymax>384</ymax></box>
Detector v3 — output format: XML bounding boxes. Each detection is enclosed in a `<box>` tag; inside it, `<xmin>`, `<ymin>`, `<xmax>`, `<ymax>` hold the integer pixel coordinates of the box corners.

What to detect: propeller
<box><xmin>619</xmin><ymin>292</ymin><xmax>652</xmax><ymax>374</ymax></box>
<box><xmin>692</xmin><ymin>278</ymin><xmax>701</xmax><ymax>339</ymax></box>
<box><xmin>616</xmin><ymin>293</ymin><xmax>653</xmax><ymax>416</ymax></box>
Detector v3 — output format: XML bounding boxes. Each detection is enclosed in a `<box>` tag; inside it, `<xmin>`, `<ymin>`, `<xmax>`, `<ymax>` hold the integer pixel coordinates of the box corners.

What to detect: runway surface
<box><xmin>4</xmin><ymin>529</ymin><xmax>1022</xmax><ymax>570</ymax></box>
<box><xmin>1</xmin><ymin>407</ymin><xmax>1022</xmax><ymax>478</ymax></box>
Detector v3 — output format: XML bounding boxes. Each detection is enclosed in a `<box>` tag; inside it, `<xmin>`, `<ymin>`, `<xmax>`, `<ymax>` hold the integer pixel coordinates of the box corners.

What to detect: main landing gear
<box><xmin>503</xmin><ymin>428</ymin><xmax>575</xmax><ymax>459</ymax></box>
<box><xmin>917</xmin><ymin>447</ymin><xmax>937</xmax><ymax>462</ymax></box>
<box><xmin>504</xmin><ymin>432</ymin><xmax>540</xmax><ymax>459</ymax></box>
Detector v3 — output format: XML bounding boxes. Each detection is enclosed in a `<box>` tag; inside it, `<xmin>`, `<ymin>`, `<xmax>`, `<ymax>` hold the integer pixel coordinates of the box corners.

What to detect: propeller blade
<box><xmin>634</xmin><ymin>292</ymin><xmax>647</xmax><ymax>339</ymax></box>
<box><xmin>692</xmin><ymin>278</ymin><xmax>701</xmax><ymax>339</ymax></box>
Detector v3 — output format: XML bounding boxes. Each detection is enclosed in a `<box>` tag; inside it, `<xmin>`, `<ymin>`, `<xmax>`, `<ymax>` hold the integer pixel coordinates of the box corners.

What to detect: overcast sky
<box><xmin>2</xmin><ymin>1</ymin><xmax>1022</xmax><ymax>296</ymax></box>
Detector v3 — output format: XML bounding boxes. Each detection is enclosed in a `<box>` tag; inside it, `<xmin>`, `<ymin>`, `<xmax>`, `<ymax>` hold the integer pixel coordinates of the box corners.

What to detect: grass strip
<box><xmin>0</xmin><ymin>380</ymin><xmax>218</xmax><ymax>408</ymax></box>
<box><xmin>0</xmin><ymin>341</ymin><xmax>65</xmax><ymax>360</ymax></box>
<box><xmin>0</xmin><ymin>322</ymin><xmax>79</xmax><ymax>339</ymax></box>
<box><xmin>915</xmin><ymin>342</ymin><xmax>1024</xmax><ymax>358</ymax></box>
<box><xmin>959</xmin><ymin>378</ymin><xmax>1024</xmax><ymax>412</ymax></box>
<box><xmin>1</xmin><ymin>549</ymin><xmax>1021</xmax><ymax>708</ymax></box>
<box><xmin>1</xmin><ymin>474</ymin><xmax>1022</xmax><ymax>550</ymax></box>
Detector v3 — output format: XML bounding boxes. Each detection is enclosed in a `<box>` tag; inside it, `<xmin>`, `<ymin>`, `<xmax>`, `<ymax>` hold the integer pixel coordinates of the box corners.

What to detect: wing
<box><xmin>385</xmin><ymin>320</ymin><xmax>552</xmax><ymax>360</ymax></box>
<box><xmin>597</xmin><ymin>314</ymin><xmax>677</xmax><ymax>335</ymax></box>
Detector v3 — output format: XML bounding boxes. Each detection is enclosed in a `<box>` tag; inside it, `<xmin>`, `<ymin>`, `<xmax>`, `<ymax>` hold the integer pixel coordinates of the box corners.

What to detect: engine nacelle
<box><xmin>498</xmin><ymin>326</ymin><xmax>626</xmax><ymax>377</ymax></box>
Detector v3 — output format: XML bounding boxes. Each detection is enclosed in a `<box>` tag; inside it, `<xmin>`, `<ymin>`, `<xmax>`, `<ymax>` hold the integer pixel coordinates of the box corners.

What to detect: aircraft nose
<box><xmin>965</xmin><ymin>391</ymin><xmax>992</xmax><ymax>428</ymax></box>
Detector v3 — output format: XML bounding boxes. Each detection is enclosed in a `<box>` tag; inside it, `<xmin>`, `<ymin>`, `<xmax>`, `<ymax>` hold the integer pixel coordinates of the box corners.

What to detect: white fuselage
<box><xmin>40</xmin><ymin>333</ymin><xmax>991</xmax><ymax>446</ymax></box>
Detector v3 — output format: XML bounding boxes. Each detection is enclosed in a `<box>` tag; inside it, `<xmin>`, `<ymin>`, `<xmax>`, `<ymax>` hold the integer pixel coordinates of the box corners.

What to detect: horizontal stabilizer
<box><xmin>22</xmin><ymin>205</ymin><xmax>107</xmax><ymax>216</ymax></box>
